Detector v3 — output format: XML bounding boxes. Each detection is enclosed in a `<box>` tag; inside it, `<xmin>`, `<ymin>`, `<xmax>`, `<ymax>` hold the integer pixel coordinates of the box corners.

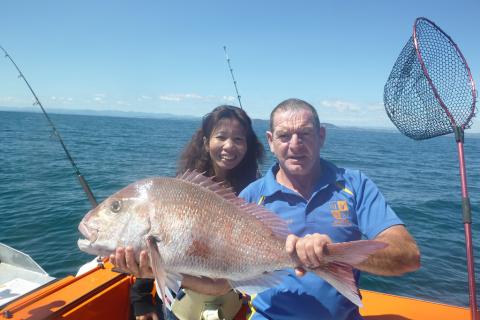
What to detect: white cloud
<box><xmin>313</xmin><ymin>99</ymin><xmax>397</xmax><ymax>128</ymax></box>
<box><xmin>158</xmin><ymin>93</ymin><xmax>203</xmax><ymax>102</ymax></box>
<box><xmin>92</xmin><ymin>94</ymin><xmax>104</xmax><ymax>101</ymax></box>
<box><xmin>320</xmin><ymin>99</ymin><xmax>361</xmax><ymax>112</ymax></box>
<box><xmin>0</xmin><ymin>96</ymin><xmax>18</xmax><ymax>102</ymax></box>
<box><xmin>366</xmin><ymin>102</ymin><xmax>385</xmax><ymax>111</ymax></box>
<box><xmin>159</xmin><ymin>95</ymin><xmax>181</xmax><ymax>102</ymax></box>
<box><xmin>50</xmin><ymin>96</ymin><xmax>73</xmax><ymax>103</ymax></box>
<box><xmin>158</xmin><ymin>93</ymin><xmax>236</xmax><ymax>103</ymax></box>
<box><xmin>116</xmin><ymin>100</ymin><xmax>130</xmax><ymax>106</ymax></box>
<box><xmin>92</xmin><ymin>93</ymin><xmax>106</xmax><ymax>101</ymax></box>
<box><xmin>182</xmin><ymin>93</ymin><xmax>203</xmax><ymax>100</ymax></box>
<box><xmin>222</xmin><ymin>96</ymin><xmax>236</xmax><ymax>102</ymax></box>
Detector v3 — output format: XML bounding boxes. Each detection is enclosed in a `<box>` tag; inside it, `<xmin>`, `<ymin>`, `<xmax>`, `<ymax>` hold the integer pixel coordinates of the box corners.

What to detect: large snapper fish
<box><xmin>78</xmin><ymin>170</ymin><xmax>387</xmax><ymax>307</ymax></box>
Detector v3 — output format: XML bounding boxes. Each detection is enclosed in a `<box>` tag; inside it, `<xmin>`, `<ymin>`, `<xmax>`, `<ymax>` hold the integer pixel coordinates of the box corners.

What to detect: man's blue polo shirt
<box><xmin>239</xmin><ymin>159</ymin><xmax>403</xmax><ymax>320</ymax></box>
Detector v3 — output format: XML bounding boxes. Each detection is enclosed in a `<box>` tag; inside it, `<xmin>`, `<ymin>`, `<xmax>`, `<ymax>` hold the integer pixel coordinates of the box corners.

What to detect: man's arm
<box><xmin>356</xmin><ymin>225</ymin><xmax>420</xmax><ymax>276</ymax></box>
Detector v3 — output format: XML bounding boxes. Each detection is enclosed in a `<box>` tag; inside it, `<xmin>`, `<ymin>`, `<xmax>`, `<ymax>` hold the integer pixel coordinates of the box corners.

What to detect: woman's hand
<box><xmin>109</xmin><ymin>247</ymin><xmax>154</xmax><ymax>278</ymax></box>
<box><xmin>109</xmin><ymin>247</ymin><xmax>231</xmax><ymax>295</ymax></box>
<box><xmin>136</xmin><ymin>312</ymin><xmax>158</xmax><ymax>320</ymax></box>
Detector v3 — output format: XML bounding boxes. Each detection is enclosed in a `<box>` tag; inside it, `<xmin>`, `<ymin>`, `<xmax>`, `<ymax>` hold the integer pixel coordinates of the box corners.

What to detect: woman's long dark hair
<box><xmin>178</xmin><ymin>105</ymin><xmax>264</xmax><ymax>194</ymax></box>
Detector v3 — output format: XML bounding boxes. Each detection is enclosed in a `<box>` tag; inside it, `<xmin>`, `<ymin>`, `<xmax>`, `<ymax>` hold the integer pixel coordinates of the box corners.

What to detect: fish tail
<box><xmin>309</xmin><ymin>240</ymin><xmax>388</xmax><ymax>307</ymax></box>
<box><xmin>325</xmin><ymin>240</ymin><xmax>388</xmax><ymax>266</ymax></box>
<box><xmin>311</xmin><ymin>262</ymin><xmax>362</xmax><ymax>307</ymax></box>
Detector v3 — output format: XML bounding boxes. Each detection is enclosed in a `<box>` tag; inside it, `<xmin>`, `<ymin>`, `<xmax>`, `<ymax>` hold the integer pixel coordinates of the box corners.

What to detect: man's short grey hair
<box><xmin>269</xmin><ymin>98</ymin><xmax>321</xmax><ymax>132</ymax></box>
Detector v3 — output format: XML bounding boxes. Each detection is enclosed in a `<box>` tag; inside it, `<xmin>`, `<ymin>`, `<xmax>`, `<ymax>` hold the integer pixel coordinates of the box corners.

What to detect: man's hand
<box><xmin>286</xmin><ymin>233</ymin><xmax>333</xmax><ymax>277</ymax></box>
<box><xmin>109</xmin><ymin>247</ymin><xmax>154</xmax><ymax>278</ymax></box>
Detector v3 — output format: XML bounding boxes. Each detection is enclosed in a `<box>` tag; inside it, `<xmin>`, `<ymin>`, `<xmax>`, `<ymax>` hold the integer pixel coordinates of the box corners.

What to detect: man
<box><xmin>237</xmin><ymin>98</ymin><xmax>420</xmax><ymax>319</ymax></box>
<box><xmin>112</xmin><ymin>98</ymin><xmax>420</xmax><ymax>319</ymax></box>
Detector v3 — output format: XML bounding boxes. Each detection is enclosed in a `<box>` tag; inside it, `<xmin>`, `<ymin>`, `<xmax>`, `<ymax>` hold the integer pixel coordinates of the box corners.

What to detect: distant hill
<box><xmin>1</xmin><ymin>106</ymin><xmax>338</xmax><ymax>128</ymax></box>
<box><xmin>0</xmin><ymin>106</ymin><xmax>199</xmax><ymax>120</ymax></box>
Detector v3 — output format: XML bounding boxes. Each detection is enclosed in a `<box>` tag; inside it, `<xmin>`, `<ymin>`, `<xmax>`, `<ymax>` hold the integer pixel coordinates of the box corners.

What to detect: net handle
<box><xmin>413</xmin><ymin>17</ymin><xmax>477</xmax><ymax>129</ymax></box>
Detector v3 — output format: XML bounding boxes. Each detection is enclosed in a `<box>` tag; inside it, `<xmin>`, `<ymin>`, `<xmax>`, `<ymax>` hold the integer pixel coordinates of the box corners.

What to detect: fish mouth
<box><xmin>77</xmin><ymin>223</ymin><xmax>103</xmax><ymax>255</ymax></box>
<box><xmin>78</xmin><ymin>221</ymin><xmax>98</xmax><ymax>243</ymax></box>
<box><xmin>77</xmin><ymin>238</ymin><xmax>95</xmax><ymax>253</ymax></box>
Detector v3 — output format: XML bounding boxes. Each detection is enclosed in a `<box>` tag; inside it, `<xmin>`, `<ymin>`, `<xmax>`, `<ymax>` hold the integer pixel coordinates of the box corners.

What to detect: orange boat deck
<box><xmin>1</xmin><ymin>262</ymin><xmax>132</xmax><ymax>320</ymax></box>
<box><xmin>1</xmin><ymin>262</ymin><xmax>474</xmax><ymax>320</ymax></box>
<box><xmin>361</xmin><ymin>290</ymin><xmax>473</xmax><ymax>319</ymax></box>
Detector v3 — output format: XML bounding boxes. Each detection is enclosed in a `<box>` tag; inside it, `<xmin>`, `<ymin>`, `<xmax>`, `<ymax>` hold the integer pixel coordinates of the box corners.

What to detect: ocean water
<box><xmin>0</xmin><ymin>110</ymin><xmax>479</xmax><ymax>307</ymax></box>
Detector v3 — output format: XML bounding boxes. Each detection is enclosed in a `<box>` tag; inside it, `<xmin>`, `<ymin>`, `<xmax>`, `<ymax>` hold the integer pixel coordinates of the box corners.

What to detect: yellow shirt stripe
<box><xmin>247</xmin><ymin>294</ymin><xmax>257</xmax><ymax>320</ymax></box>
<box><xmin>335</xmin><ymin>182</ymin><xmax>353</xmax><ymax>196</ymax></box>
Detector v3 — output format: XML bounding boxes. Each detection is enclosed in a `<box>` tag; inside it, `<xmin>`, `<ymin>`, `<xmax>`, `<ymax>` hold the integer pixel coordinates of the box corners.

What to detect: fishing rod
<box><xmin>222</xmin><ymin>47</ymin><xmax>265</xmax><ymax>178</ymax></box>
<box><xmin>223</xmin><ymin>46</ymin><xmax>243</xmax><ymax>109</ymax></box>
<box><xmin>0</xmin><ymin>45</ymin><xmax>98</xmax><ymax>208</ymax></box>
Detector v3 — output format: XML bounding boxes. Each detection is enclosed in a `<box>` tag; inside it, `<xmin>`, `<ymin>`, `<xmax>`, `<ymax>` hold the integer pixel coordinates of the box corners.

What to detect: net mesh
<box><xmin>384</xmin><ymin>18</ymin><xmax>476</xmax><ymax>140</ymax></box>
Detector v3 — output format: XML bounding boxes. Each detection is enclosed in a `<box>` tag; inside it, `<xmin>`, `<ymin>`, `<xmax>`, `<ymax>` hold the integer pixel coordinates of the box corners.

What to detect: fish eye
<box><xmin>110</xmin><ymin>200</ymin><xmax>122</xmax><ymax>213</ymax></box>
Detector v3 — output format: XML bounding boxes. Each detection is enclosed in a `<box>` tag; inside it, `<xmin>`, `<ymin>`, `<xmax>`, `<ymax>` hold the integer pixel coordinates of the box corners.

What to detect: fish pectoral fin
<box><xmin>312</xmin><ymin>262</ymin><xmax>362</xmax><ymax>307</ymax></box>
<box><xmin>229</xmin><ymin>270</ymin><xmax>289</xmax><ymax>296</ymax></box>
<box><xmin>146</xmin><ymin>236</ymin><xmax>171</xmax><ymax>313</ymax></box>
<box><xmin>166</xmin><ymin>272</ymin><xmax>183</xmax><ymax>294</ymax></box>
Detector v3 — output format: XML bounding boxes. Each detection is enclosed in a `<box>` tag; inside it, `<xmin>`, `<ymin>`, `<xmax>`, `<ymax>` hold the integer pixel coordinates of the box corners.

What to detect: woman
<box><xmin>112</xmin><ymin>105</ymin><xmax>264</xmax><ymax>320</ymax></box>
<box><xmin>178</xmin><ymin>105</ymin><xmax>263</xmax><ymax>192</ymax></box>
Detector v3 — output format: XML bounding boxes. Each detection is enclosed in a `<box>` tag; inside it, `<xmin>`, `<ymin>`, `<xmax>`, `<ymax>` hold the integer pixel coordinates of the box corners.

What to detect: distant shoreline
<box><xmin>3</xmin><ymin>105</ymin><xmax>479</xmax><ymax>135</ymax></box>
<box><xmin>0</xmin><ymin>105</ymin><xmax>340</xmax><ymax>129</ymax></box>
<box><xmin>0</xmin><ymin>105</ymin><xmax>199</xmax><ymax>121</ymax></box>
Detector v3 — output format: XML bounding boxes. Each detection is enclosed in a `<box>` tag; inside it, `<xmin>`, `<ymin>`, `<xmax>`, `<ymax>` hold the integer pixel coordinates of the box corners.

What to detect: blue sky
<box><xmin>1</xmin><ymin>1</ymin><xmax>479</xmax><ymax>131</ymax></box>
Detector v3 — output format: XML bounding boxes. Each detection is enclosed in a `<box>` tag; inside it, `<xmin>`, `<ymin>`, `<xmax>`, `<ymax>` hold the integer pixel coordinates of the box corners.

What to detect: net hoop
<box><xmin>413</xmin><ymin>17</ymin><xmax>477</xmax><ymax>129</ymax></box>
<box><xmin>384</xmin><ymin>17</ymin><xmax>477</xmax><ymax>140</ymax></box>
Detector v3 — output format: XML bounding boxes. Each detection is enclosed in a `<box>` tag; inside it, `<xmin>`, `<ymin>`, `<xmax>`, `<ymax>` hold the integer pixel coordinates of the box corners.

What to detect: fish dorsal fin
<box><xmin>238</xmin><ymin>202</ymin><xmax>290</xmax><ymax>237</ymax></box>
<box><xmin>178</xmin><ymin>170</ymin><xmax>235</xmax><ymax>196</ymax></box>
<box><xmin>178</xmin><ymin>170</ymin><xmax>290</xmax><ymax>239</ymax></box>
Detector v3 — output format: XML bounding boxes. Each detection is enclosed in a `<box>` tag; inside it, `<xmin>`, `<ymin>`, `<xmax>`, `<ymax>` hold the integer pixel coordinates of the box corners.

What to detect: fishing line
<box><xmin>223</xmin><ymin>46</ymin><xmax>265</xmax><ymax>178</ymax></box>
<box><xmin>223</xmin><ymin>46</ymin><xmax>243</xmax><ymax>109</ymax></box>
<box><xmin>0</xmin><ymin>45</ymin><xmax>98</xmax><ymax>208</ymax></box>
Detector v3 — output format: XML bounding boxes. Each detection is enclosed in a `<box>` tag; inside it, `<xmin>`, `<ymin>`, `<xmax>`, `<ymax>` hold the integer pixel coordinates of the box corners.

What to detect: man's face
<box><xmin>267</xmin><ymin>108</ymin><xmax>325</xmax><ymax>177</ymax></box>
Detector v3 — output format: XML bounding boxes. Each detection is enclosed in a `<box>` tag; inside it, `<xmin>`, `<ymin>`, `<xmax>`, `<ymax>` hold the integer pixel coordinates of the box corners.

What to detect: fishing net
<box><xmin>384</xmin><ymin>17</ymin><xmax>476</xmax><ymax>140</ymax></box>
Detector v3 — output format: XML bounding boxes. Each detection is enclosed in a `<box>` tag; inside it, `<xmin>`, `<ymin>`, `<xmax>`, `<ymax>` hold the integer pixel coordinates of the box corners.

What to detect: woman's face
<box><xmin>206</xmin><ymin>117</ymin><xmax>248</xmax><ymax>176</ymax></box>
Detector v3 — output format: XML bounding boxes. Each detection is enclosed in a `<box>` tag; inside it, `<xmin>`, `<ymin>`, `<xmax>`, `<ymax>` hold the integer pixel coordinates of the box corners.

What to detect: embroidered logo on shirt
<box><xmin>330</xmin><ymin>200</ymin><xmax>352</xmax><ymax>226</ymax></box>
